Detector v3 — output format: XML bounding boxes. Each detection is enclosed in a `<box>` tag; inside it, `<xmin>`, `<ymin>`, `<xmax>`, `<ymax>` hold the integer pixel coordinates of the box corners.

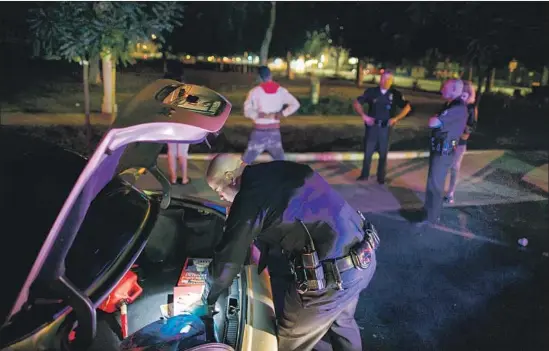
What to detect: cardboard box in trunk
<box><xmin>173</xmin><ymin>258</ymin><xmax>212</xmax><ymax>316</ymax></box>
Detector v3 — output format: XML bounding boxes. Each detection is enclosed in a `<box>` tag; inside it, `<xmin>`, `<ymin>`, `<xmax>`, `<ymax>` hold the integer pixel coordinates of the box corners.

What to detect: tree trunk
<box><xmin>101</xmin><ymin>53</ymin><xmax>117</xmax><ymax>118</ymax></box>
<box><xmin>334</xmin><ymin>47</ymin><xmax>342</xmax><ymax>77</ymax></box>
<box><xmin>467</xmin><ymin>65</ymin><xmax>473</xmax><ymax>82</ymax></box>
<box><xmin>476</xmin><ymin>63</ymin><xmax>484</xmax><ymax>107</ymax></box>
<box><xmin>162</xmin><ymin>51</ymin><xmax>168</xmax><ymax>75</ymax></box>
<box><xmin>286</xmin><ymin>51</ymin><xmax>294</xmax><ymax>80</ymax></box>
<box><xmin>541</xmin><ymin>66</ymin><xmax>548</xmax><ymax>86</ymax></box>
<box><xmin>310</xmin><ymin>73</ymin><xmax>320</xmax><ymax>105</ymax></box>
<box><xmin>102</xmin><ymin>53</ymin><xmax>113</xmax><ymax>114</ymax></box>
<box><xmin>82</xmin><ymin>60</ymin><xmax>92</xmax><ymax>152</ymax></box>
<box><xmin>89</xmin><ymin>57</ymin><xmax>102</xmax><ymax>85</ymax></box>
<box><xmin>259</xmin><ymin>2</ymin><xmax>276</xmax><ymax>66</ymax></box>
<box><xmin>356</xmin><ymin>60</ymin><xmax>364</xmax><ymax>87</ymax></box>
<box><xmin>484</xmin><ymin>67</ymin><xmax>495</xmax><ymax>93</ymax></box>
<box><xmin>112</xmin><ymin>57</ymin><xmax>117</xmax><ymax>117</ymax></box>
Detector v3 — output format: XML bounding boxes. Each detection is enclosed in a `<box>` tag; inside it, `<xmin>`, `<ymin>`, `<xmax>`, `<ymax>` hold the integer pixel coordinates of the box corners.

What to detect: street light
<box><xmin>151</xmin><ymin>34</ymin><xmax>157</xmax><ymax>40</ymax></box>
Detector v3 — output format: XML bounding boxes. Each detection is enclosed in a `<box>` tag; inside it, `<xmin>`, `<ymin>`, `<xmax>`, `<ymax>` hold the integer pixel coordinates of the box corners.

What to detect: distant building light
<box><xmin>318</xmin><ymin>63</ymin><xmax>324</xmax><ymax>69</ymax></box>
<box><xmin>151</xmin><ymin>34</ymin><xmax>157</xmax><ymax>40</ymax></box>
<box><xmin>142</xmin><ymin>45</ymin><xmax>148</xmax><ymax>50</ymax></box>
<box><xmin>320</xmin><ymin>55</ymin><xmax>325</xmax><ymax>63</ymax></box>
<box><xmin>274</xmin><ymin>58</ymin><xmax>282</xmax><ymax>65</ymax></box>
<box><xmin>248</xmin><ymin>55</ymin><xmax>253</xmax><ymax>61</ymax></box>
<box><xmin>348</xmin><ymin>57</ymin><xmax>358</xmax><ymax>65</ymax></box>
<box><xmin>186</xmin><ymin>55</ymin><xmax>191</xmax><ymax>59</ymax></box>
<box><xmin>291</xmin><ymin>58</ymin><xmax>305</xmax><ymax>73</ymax></box>
<box><xmin>236</xmin><ymin>57</ymin><xmax>242</xmax><ymax>62</ymax></box>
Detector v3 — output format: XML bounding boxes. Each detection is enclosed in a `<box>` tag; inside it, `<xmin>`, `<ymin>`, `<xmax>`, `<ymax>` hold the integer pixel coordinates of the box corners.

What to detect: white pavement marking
<box><xmin>159</xmin><ymin>150</ymin><xmax>507</xmax><ymax>162</ymax></box>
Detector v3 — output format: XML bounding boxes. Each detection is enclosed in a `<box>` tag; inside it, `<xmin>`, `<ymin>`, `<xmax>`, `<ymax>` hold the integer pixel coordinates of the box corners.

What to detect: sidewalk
<box><xmin>135</xmin><ymin>150</ymin><xmax>548</xmax><ymax>215</ymax></box>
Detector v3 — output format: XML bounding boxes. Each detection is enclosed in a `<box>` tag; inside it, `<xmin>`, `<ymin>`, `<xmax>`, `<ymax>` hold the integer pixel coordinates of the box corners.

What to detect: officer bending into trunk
<box><xmin>200</xmin><ymin>154</ymin><xmax>379</xmax><ymax>351</ymax></box>
<box><xmin>353</xmin><ymin>70</ymin><xmax>412</xmax><ymax>184</ymax></box>
<box><xmin>416</xmin><ymin>79</ymin><xmax>469</xmax><ymax>227</ymax></box>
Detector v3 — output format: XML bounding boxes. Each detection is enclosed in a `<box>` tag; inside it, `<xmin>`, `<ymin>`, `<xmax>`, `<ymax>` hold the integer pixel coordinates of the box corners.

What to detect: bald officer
<box><xmin>416</xmin><ymin>79</ymin><xmax>469</xmax><ymax>227</ymax></box>
<box><xmin>199</xmin><ymin>154</ymin><xmax>379</xmax><ymax>351</ymax></box>
<box><xmin>353</xmin><ymin>70</ymin><xmax>412</xmax><ymax>184</ymax></box>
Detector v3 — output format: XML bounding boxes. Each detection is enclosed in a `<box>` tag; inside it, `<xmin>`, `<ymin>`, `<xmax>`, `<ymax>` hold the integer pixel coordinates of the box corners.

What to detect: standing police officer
<box><xmin>353</xmin><ymin>70</ymin><xmax>412</xmax><ymax>184</ymax></box>
<box><xmin>416</xmin><ymin>79</ymin><xmax>469</xmax><ymax>227</ymax></box>
<box><xmin>198</xmin><ymin>154</ymin><xmax>379</xmax><ymax>351</ymax></box>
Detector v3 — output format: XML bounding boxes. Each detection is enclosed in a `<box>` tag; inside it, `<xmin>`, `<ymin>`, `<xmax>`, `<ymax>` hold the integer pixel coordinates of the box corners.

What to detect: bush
<box><xmin>478</xmin><ymin>92</ymin><xmax>549</xmax><ymax>129</ymax></box>
<box><xmin>296</xmin><ymin>96</ymin><xmax>355</xmax><ymax>116</ymax></box>
<box><xmin>1</xmin><ymin>125</ymin><xmax>108</xmax><ymax>156</ymax></box>
<box><xmin>1</xmin><ymin>123</ymin><xmax>424</xmax><ymax>155</ymax></box>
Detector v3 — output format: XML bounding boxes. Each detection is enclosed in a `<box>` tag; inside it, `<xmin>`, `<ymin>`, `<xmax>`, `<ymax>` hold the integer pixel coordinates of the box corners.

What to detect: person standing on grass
<box><xmin>167</xmin><ymin>143</ymin><xmax>190</xmax><ymax>185</ymax></box>
<box><xmin>445</xmin><ymin>80</ymin><xmax>478</xmax><ymax>204</ymax></box>
<box><xmin>353</xmin><ymin>70</ymin><xmax>412</xmax><ymax>184</ymax></box>
<box><xmin>241</xmin><ymin>66</ymin><xmax>300</xmax><ymax>165</ymax></box>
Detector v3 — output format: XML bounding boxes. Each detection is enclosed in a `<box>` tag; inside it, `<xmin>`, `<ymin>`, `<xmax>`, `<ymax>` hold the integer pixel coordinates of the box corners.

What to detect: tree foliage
<box><xmin>28</xmin><ymin>2</ymin><xmax>183</xmax><ymax>63</ymax></box>
<box><xmin>405</xmin><ymin>2</ymin><xmax>547</xmax><ymax>68</ymax></box>
<box><xmin>302</xmin><ymin>28</ymin><xmax>330</xmax><ymax>58</ymax></box>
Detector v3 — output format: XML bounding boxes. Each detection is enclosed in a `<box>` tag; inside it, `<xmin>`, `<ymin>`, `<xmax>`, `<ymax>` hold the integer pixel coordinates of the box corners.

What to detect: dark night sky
<box><xmin>1</xmin><ymin>1</ymin><xmax>548</xmax><ymax>68</ymax></box>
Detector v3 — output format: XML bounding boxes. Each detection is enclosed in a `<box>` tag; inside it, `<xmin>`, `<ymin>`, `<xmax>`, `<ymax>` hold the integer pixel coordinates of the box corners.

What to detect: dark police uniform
<box><xmin>202</xmin><ymin>161</ymin><xmax>378</xmax><ymax>351</ymax></box>
<box><xmin>357</xmin><ymin>87</ymin><xmax>410</xmax><ymax>183</ymax></box>
<box><xmin>423</xmin><ymin>99</ymin><xmax>468</xmax><ymax>223</ymax></box>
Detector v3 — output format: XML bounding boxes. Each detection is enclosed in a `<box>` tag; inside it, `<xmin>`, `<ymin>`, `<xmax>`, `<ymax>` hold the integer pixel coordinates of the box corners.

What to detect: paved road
<box><xmin>135</xmin><ymin>151</ymin><xmax>549</xmax><ymax>350</ymax></box>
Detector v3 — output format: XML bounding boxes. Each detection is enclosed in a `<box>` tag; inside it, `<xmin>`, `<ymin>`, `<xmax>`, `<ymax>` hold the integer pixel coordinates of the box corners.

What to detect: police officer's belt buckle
<box><xmin>350</xmin><ymin>244</ymin><xmax>373</xmax><ymax>270</ymax></box>
<box><xmin>351</xmin><ymin>211</ymin><xmax>379</xmax><ymax>270</ymax></box>
<box><xmin>375</xmin><ymin>120</ymin><xmax>389</xmax><ymax>127</ymax></box>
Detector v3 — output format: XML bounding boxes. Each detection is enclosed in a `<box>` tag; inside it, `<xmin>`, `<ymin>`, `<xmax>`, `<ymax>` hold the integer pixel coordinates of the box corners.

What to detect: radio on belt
<box><xmin>173</xmin><ymin>258</ymin><xmax>212</xmax><ymax>316</ymax></box>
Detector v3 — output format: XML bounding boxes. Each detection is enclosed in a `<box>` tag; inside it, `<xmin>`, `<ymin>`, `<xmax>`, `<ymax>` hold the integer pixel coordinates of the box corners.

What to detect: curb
<box><xmin>159</xmin><ymin>149</ymin><xmax>505</xmax><ymax>162</ymax></box>
<box><xmin>162</xmin><ymin>151</ymin><xmax>431</xmax><ymax>162</ymax></box>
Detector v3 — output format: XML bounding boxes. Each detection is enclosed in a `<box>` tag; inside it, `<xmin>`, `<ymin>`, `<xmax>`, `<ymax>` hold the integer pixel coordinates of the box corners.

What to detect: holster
<box><xmin>290</xmin><ymin>251</ymin><xmax>326</xmax><ymax>294</ymax></box>
<box><xmin>430</xmin><ymin>130</ymin><xmax>457</xmax><ymax>156</ymax></box>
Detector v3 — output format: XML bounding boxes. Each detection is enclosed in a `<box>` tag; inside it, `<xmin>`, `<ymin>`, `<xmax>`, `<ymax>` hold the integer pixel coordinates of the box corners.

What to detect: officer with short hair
<box><xmin>353</xmin><ymin>70</ymin><xmax>412</xmax><ymax>184</ymax></box>
<box><xmin>198</xmin><ymin>154</ymin><xmax>379</xmax><ymax>351</ymax></box>
<box><xmin>416</xmin><ymin>79</ymin><xmax>469</xmax><ymax>227</ymax></box>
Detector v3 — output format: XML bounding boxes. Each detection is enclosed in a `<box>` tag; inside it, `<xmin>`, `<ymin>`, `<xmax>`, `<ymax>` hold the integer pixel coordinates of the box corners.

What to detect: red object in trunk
<box><xmin>98</xmin><ymin>270</ymin><xmax>143</xmax><ymax>313</ymax></box>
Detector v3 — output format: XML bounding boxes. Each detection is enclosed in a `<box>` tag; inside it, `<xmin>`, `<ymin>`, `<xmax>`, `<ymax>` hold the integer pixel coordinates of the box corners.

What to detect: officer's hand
<box><xmin>388</xmin><ymin>118</ymin><xmax>397</xmax><ymax>126</ymax></box>
<box><xmin>363</xmin><ymin>115</ymin><xmax>375</xmax><ymax>126</ymax></box>
<box><xmin>188</xmin><ymin>300</ymin><xmax>217</xmax><ymax>318</ymax></box>
<box><xmin>428</xmin><ymin>116</ymin><xmax>442</xmax><ymax>128</ymax></box>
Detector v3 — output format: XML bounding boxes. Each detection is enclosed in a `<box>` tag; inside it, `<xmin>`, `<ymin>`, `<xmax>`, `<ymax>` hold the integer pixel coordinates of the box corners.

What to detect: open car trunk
<box><xmin>1</xmin><ymin>80</ymin><xmax>275</xmax><ymax>351</ymax></box>
<box><xmin>90</xmin><ymin>196</ymin><xmax>271</xmax><ymax>351</ymax></box>
<box><xmin>129</xmin><ymin>198</ymin><xmax>239</xmax><ymax>344</ymax></box>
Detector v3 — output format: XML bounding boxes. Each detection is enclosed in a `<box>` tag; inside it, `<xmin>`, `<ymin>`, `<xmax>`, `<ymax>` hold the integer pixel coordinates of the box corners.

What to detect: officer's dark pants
<box><xmin>277</xmin><ymin>253</ymin><xmax>377</xmax><ymax>351</ymax></box>
<box><xmin>361</xmin><ymin>125</ymin><xmax>391</xmax><ymax>181</ymax></box>
<box><xmin>424</xmin><ymin>153</ymin><xmax>454</xmax><ymax>222</ymax></box>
